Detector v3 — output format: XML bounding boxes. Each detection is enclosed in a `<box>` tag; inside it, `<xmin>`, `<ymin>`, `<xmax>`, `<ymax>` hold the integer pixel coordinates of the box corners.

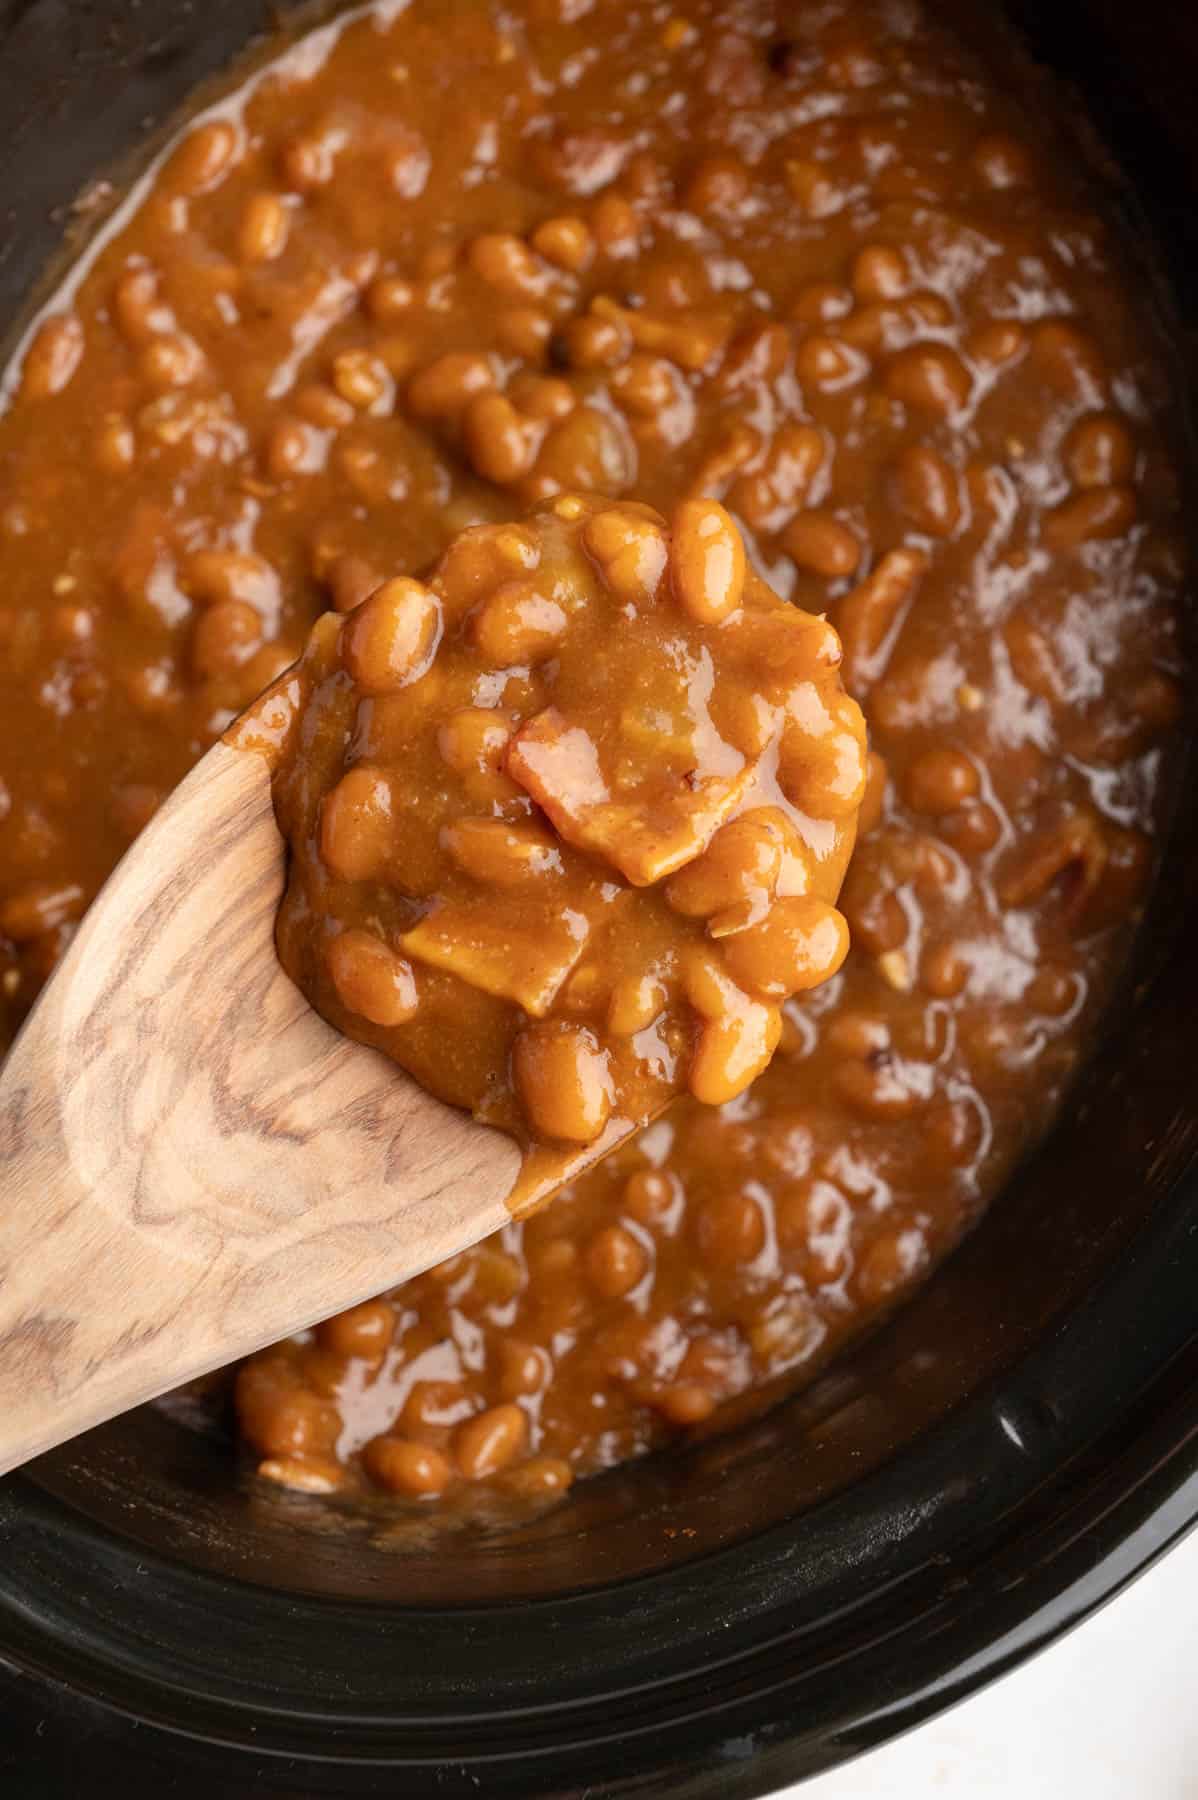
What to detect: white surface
<box><xmin>785</xmin><ymin>1524</ymin><xmax>1198</xmax><ymax>1797</ymax></box>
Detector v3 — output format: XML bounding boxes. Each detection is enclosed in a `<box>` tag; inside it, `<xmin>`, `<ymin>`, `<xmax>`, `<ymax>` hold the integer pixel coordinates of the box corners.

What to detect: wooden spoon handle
<box><xmin>0</xmin><ymin>744</ymin><xmax>518</xmax><ymax>1478</ymax></box>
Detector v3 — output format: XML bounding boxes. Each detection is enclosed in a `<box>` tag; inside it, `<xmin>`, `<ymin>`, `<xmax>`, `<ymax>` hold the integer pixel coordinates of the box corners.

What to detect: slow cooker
<box><xmin>0</xmin><ymin>0</ymin><xmax>1196</xmax><ymax>1793</ymax></box>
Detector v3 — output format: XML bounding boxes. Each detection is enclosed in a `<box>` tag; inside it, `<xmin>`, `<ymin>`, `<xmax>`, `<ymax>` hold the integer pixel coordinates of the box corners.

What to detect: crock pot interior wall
<box><xmin>1</xmin><ymin>0</ymin><xmax>1196</xmax><ymax>1622</ymax></box>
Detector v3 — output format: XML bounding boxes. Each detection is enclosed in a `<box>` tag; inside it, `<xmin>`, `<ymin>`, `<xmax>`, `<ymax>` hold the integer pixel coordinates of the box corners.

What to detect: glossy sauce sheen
<box><xmin>0</xmin><ymin>0</ymin><xmax>1185</xmax><ymax>1509</ymax></box>
<box><xmin>264</xmin><ymin>493</ymin><xmax>860</xmax><ymax>1194</ymax></box>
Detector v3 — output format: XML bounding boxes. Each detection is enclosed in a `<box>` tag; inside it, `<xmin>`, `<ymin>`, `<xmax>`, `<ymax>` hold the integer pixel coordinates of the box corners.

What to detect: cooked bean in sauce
<box><xmin>263</xmin><ymin>494</ymin><xmax>859</xmax><ymax>1163</ymax></box>
<box><xmin>0</xmin><ymin>0</ymin><xmax>1185</xmax><ymax>1513</ymax></box>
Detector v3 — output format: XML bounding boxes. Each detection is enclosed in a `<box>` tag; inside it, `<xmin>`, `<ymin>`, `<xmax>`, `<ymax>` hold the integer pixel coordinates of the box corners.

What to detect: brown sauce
<box><xmin>0</xmin><ymin>0</ymin><xmax>1185</xmax><ymax>1511</ymax></box>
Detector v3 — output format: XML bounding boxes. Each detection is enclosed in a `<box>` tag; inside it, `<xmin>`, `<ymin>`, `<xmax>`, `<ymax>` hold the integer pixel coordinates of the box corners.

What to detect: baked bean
<box><xmin>652</xmin><ymin>1384</ymin><xmax>714</xmax><ymax>1425</ymax></box>
<box><xmin>785</xmin><ymin>158</ymin><xmax>846</xmax><ymax>219</ymax></box>
<box><xmin>590</xmin><ymin>193</ymin><xmax>641</xmax><ymax>256</ymax></box>
<box><xmin>782</xmin><ymin>511</ymin><xmax>861</xmax><ymax>578</ymax></box>
<box><xmin>723</xmin><ymin>896</ymin><xmax>849</xmax><ymax>999</ymax></box>
<box><xmin>825</xmin><ymin>1010</ymin><xmax>890</xmax><ymax>1059</ymax></box>
<box><xmin>795</xmin><ymin>333</ymin><xmax>869</xmax><ymax>391</ymax></box>
<box><xmin>462</xmin><ymin>391</ymin><xmax>538</xmax><ymax>484</ymax></box>
<box><xmin>327</xmin><ymin>929</ymin><xmax>419</xmax><ymax>1026</ymax></box>
<box><xmin>513</xmin><ymin>1023</ymin><xmax>613</xmax><ymax>1143</ymax></box>
<box><xmin>126</xmin><ymin>660</ymin><xmax>183</xmax><ymax>716</ymax></box>
<box><xmin>923</xmin><ymin>1096</ymin><xmax>982</xmax><ymax>1167</ymax></box>
<box><xmin>141</xmin><ymin>333</ymin><xmax>205</xmax><ymax>390</ymax></box>
<box><xmin>684</xmin><ymin>153</ymin><xmax>751</xmax><ymax>217</ymax></box>
<box><xmin>454</xmin><ymin>1404</ymin><xmax>528</xmax><ymax>1479</ymax></box>
<box><xmin>471</xmin><ymin>578</ymin><xmax>567</xmax><ymax>664</ymax></box>
<box><xmin>729</xmin><ymin>424</ymin><xmax>825</xmax><ymax>533</ymax></box>
<box><xmin>666</xmin><ymin>810</ymin><xmax>786</xmax><ymax>927</ymax></box>
<box><xmin>582</xmin><ymin>504</ymin><xmax>668</xmax><ymax>601</ymax></box>
<box><xmin>590</xmin><ymin>294</ymin><xmax>729</xmax><ymax>374</ymax></box>
<box><xmin>402</xmin><ymin>1379</ymin><xmax>473</xmax><ymax>1433</ymax></box>
<box><xmin>779</xmin><ymin>693</ymin><xmax>868</xmax><ymax>820</ymax></box>
<box><xmin>854</xmin><ymin>1227</ymin><xmax>926</xmax><ymax>1305</ymax></box>
<box><xmin>834</xmin><ymin>1054</ymin><xmax>925</xmax><ymax>1121</ymax></box>
<box><xmin>239</xmin><ymin>192</ymin><xmax>290</xmax><ymax>263</ymax></box>
<box><xmin>719</xmin><ymin>323</ymin><xmax>791</xmax><ymax>395</ymax></box>
<box><xmin>113</xmin><ymin>267</ymin><xmax>169</xmax><ymax>343</ymax></box>
<box><xmin>267</xmin><ymin>418</ymin><xmax>325</xmax><ymax>478</ymax></box>
<box><xmin>19</xmin><ymin>315</ymin><xmax>84</xmax><ymax>400</ymax></box>
<box><xmin>0</xmin><ymin>880</ymin><xmax>86</xmax><ymax>942</ymax></box>
<box><xmin>406</xmin><ymin>351</ymin><xmax>495</xmax><ymax>419</ymax></box>
<box><xmin>279</xmin><ymin>132</ymin><xmax>336</xmax><ymax>191</ymax></box>
<box><xmin>190</xmin><ymin>599</ymin><xmax>262</xmax><ymax>676</ymax></box>
<box><xmin>164</xmin><ymin>119</ymin><xmax>239</xmax><ymax>195</ymax></box>
<box><xmin>342</xmin><ymin>577</ymin><xmax>441</xmax><ymax>692</ymax></box>
<box><xmin>94</xmin><ymin>416</ymin><xmax>137</xmax><ymax>473</ymax></box>
<box><xmin>469</xmin><ymin>232</ymin><xmax>551</xmax><ymax>299</ymax></box>
<box><xmin>940</xmin><ymin>801</ymin><xmax>1002</xmax><ymax>856</ymax></box>
<box><xmin>792</xmin><ymin>282</ymin><xmax>854</xmax><ymax>327</ymax></box>
<box><xmin>892</xmin><ymin>444</ymin><xmax>961</xmax><ymax>536</ymax></box>
<box><xmin>690</xmin><ymin>1000</ymin><xmax>782</xmax><ymax>1106</ymax></box>
<box><xmin>496</xmin><ymin>307</ymin><xmax>553</xmax><ymax>359</ymax></box>
<box><xmin>1029</xmin><ymin>320</ymin><xmax>1106</xmax><ymax>398</ymax></box>
<box><xmin>324</xmin><ymin>554</ymin><xmax>378</xmax><ymax>615</ymax></box>
<box><xmin>697</xmin><ymin>1190</ymin><xmax>765</xmax><ymax>1265</ymax></box>
<box><xmin>445</xmin><ymin>818</ymin><xmax>559</xmax><ymax>887</ymax></box>
<box><xmin>968</xmin><ymin>319</ymin><xmax>1027</xmax><ymax>367</ymax></box>
<box><xmin>921</xmin><ymin>939</ymin><xmax>969</xmax><ymax>998</ymax></box>
<box><xmin>532</xmin><ymin>404</ymin><xmax>634</xmax><ymax>495</ymax></box>
<box><xmin>611</xmin><ymin>352</ymin><xmax>679</xmax><ymax>417</ymax></box>
<box><xmin>1003</xmin><ymin>608</ymin><xmax>1065</xmax><ymax>705</ymax></box>
<box><xmin>1064</xmin><ymin>413</ymin><xmax>1135</xmax><ymax>489</ymax></box>
<box><xmin>257</xmin><ymin>1456</ymin><xmax>344</xmax><ymax>1494</ymax></box>
<box><xmin>1027</xmin><ymin>964</ymin><xmax>1079</xmax><ymax>1016</ymax></box>
<box><xmin>837</xmin><ymin>867</ymin><xmax>907</xmax><ymax>955</ymax></box>
<box><xmin>531</xmin><ymin>215</ymin><xmax>594</xmax><ymax>271</ymax></box>
<box><xmin>236</xmin><ymin>1376</ymin><xmax>340</xmax><ymax>1459</ymax></box>
<box><xmin>586</xmin><ymin>1224</ymin><xmax>648</xmax><ymax>1297</ymax></box>
<box><xmin>438</xmin><ymin>707</ymin><xmax>513</xmax><ymax>776</ymax></box>
<box><xmin>240</xmin><ymin>639</ymin><xmax>300</xmax><ymax>697</ymax></box>
<box><xmin>884</xmin><ymin>343</ymin><xmax>971</xmax><ymax>416</ymax></box>
<box><xmin>293</xmin><ymin>385</ymin><xmax>354</xmax><ymax>432</ymax></box>
<box><xmin>502</xmin><ymin>1456</ymin><xmax>574</xmax><ymax>1497</ymax></box>
<box><xmin>851</xmin><ymin>244</ymin><xmax>908</xmax><ymax>302</ymax></box>
<box><xmin>1042</xmin><ymin>484</ymin><xmax>1137</xmax><ymax>549</ymax></box>
<box><xmin>316</xmin><ymin>1299</ymin><xmax>395</xmax><ymax>1363</ymax></box>
<box><xmin>498</xmin><ymin>1340</ymin><xmax>550</xmax><ymax>1399</ymax></box>
<box><xmin>670</xmin><ymin>498</ymin><xmax>745</xmax><ymax>623</ymax></box>
<box><xmin>621</xmin><ymin>1168</ymin><xmax>680</xmax><ymax>1227</ymax></box>
<box><xmin>319</xmin><ymin>767</ymin><xmax>395</xmax><ymax>882</ymax></box>
<box><xmin>364</xmin><ymin>1436</ymin><xmax>451</xmax><ymax>1497</ymax></box>
<box><xmin>747</xmin><ymin>1293</ymin><xmax>819</xmax><ymax>1364</ymax></box>
<box><xmin>836</xmin><ymin>548</ymin><xmax>929</xmax><ymax>689</ymax></box>
<box><xmin>999</xmin><ymin>811</ymin><xmax>1108</xmax><ymax>920</ymax></box>
<box><xmin>509</xmin><ymin>374</ymin><xmax>576</xmax><ymax>424</ymax></box>
<box><xmin>359</xmin><ymin>271</ymin><xmax>412</xmax><ymax>321</ymax></box>
<box><xmin>904</xmin><ymin>746</ymin><xmax>979</xmax><ymax>814</ymax></box>
<box><xmin>557</xmin><ymin>311</ymin><xmax>631</xmax><ymax>369</ymax></box>
<box><xmin>332</xmin><ymin>349</ymin><xmax>392</xmax><ymax>412</ymax></box>
<box><xmin>466</xmin><ymin>1245</ymin><xmax>524</xmax><ymax>1306</ymax></box>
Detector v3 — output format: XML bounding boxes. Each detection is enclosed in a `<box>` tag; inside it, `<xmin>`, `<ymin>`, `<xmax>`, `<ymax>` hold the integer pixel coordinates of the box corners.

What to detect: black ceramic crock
<box><xmin>1</xmin><ymin>3</ymin><xmax>1196</xmax><ymax>1795</ymax></box>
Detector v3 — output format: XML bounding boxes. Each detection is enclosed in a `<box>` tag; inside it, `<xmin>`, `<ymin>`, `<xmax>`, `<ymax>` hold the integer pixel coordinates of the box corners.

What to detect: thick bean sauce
<box><xmin>0</xmin><ymin>0</ymin><xmax>1185</xmax><ymax>1510</ymax></box>
<box><xmin>263</xmin><ymin>493</ymin><xmax>860</xmax><ymax>1179</ymax></box>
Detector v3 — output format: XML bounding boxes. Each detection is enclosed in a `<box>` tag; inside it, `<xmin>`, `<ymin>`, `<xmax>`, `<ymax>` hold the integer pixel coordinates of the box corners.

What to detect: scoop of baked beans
<box><xmin>265</xmin><ymin>494</ymin><xmax>862</xmax><ymax>1151</ymax></box>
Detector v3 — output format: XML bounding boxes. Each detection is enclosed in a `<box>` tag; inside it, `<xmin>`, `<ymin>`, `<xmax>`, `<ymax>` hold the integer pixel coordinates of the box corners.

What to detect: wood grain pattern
<box><xmin>0</xmin><ymin>742</ymin><xmax>521</xmax><ymax>1478</ymax></box>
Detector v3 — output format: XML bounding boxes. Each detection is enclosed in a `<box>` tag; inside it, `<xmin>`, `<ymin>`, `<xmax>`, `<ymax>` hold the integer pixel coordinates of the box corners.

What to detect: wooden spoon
<box><xmin>0</xmin><ymin>738</ymin><xmax>539</xmax><ymax>1479</ymax></box>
